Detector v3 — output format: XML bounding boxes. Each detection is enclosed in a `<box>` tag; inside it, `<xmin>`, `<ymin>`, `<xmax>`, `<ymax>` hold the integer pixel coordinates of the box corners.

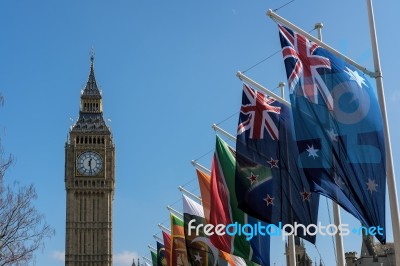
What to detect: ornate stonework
<box><xmin>65</xmin><ymin>58</ymin><xmax>115</xmax><ymax>265</ymax></box>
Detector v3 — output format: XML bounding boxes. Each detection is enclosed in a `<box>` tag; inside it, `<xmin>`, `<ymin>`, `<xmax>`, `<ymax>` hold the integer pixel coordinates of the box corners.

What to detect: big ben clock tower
<box><xmin>65</xmin><ymin>55</ymin><xmax>115</xmax><ymax>265</ymax></box>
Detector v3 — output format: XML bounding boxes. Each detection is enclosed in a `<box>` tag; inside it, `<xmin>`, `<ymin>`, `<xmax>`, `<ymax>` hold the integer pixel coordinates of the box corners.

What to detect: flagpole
<box><xmin>236</xmin><ymin>71</ymin><xmax>291</xmax><ymax>107</ymax></box>
<box><xmin>142</xmin><ymin>256</ymin><xmax>152</xmax><ymax>263</ymax></box>
<box><xmin>191</xmin><ymin>160</ymin><xmax>211</xmax><ymax>175</ymax></box>
<box><xmin>287</xmin><ymin>235</ymin><xmax>296</xmax><ymax>266</ymax></box>
<box><xmin>266</xmin><ymin>9</ymin><xmax>376</xmax><ymax>78</ymax></box>
<box><xmin>280</xmin><ymin>80</ymin><xmax>296</xmax><ymax>266</ymax></box>
<box><xmin>315</xmin><ymin>22</ymin><xmax>345</xmax><ymax>266</ymax></box>
<box><xmin>178</xmin><ymin>186</ymin><xmax>202</xmax><ymax>202</ymax></box>
<box><xmin>279</xmin><ymin>82</ymin><xmax>285</xmax><ymax>99</ymax></box>
<box><xmin>153</xmin><ymin>234</ymin><xmax>164</xmax><ymax>243</ymax></box>
<box><xmin>148</xmin><ymin>245</ymin><xmax>157</xmax><ymax>252</ymax></box>
<box><xmin>212</xmin><ymin>124</ymin><xmax>237</xmax><ymax>141</ymax></box>
<box><xmin>166</xmin><ymin>206</ymin><xmax>183</xmax><ymax>218</ymax></box>
<box><xmin>158</xmin><ymin>223</ymin><xmax>171</xmax><ymax>233</ymax></box>
<box><xmin>142</xmin><ymin>256</ymin><xmax>151</xmax><ymax>262</ymax></box>
<box><xmin>366</xmin><ymin>0</ymin><xmax>400</xmax><ymax>262</ymax></box>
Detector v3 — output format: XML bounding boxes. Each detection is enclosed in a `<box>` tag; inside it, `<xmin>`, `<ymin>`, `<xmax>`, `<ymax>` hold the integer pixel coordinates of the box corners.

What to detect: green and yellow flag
<box><xmin>170</xmin><ymin>214</ymin><xmax>189</xmax><ymax>266</ymax></box>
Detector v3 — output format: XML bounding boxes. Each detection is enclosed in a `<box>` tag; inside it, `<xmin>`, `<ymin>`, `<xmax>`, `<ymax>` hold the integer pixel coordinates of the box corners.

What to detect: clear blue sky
<box><xmin>0</xmin><ymin>1</ymin><xmax>399</xmax><ymax>265</ymax></box>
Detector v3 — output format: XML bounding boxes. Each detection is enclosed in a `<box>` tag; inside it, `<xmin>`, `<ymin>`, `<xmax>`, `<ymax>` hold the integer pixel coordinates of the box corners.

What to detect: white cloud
<box><xmin>51</xmin><ymin>250</ymin><xmax>65</xmax><ymax>262</ymax></box>
<box><xmin>390</xmin><ymin>90</ymin><xmax>400</xmax><ymax>102</ymax></box>
<box><xmin>114</xmin><ymin>250</ymin><xmax>139</xmax><ymax>266</ymax></box>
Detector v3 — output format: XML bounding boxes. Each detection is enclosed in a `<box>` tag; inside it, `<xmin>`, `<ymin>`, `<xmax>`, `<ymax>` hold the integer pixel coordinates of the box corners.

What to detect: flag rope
<box><xmin>273</xmin><ymin>0</ymin><xmax>296</xmax><ymax>12</ymax></box>
<box><xmin>241</xmin><ymin>27</ymin><xmax>315</xmax><ymax>74</ymax></box>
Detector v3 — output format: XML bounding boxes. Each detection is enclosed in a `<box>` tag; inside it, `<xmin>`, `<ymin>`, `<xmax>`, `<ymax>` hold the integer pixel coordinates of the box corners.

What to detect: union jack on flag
<box><xmin>279</xmin><ymin>25</ymin><xmax>334</xmax><ymax>110</ymax></box>
<box><xmin>237</xmin><ymin>84</ymin><xmax>281</xmax><ymax>140</ymax></box>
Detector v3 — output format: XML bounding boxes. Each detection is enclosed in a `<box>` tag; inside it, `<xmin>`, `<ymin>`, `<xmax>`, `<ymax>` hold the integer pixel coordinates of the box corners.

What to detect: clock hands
<box><xmin>78</xmin><ymin>152</ymin><xmax>102</xmax><ymax>176</ymax></box>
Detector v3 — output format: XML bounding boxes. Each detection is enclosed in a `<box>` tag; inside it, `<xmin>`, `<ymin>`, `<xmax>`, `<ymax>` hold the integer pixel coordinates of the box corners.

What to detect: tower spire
<box><xmin>82</xmin><ymin>49</ymin><xmax>101</xmax><ymax>97</ymax></box>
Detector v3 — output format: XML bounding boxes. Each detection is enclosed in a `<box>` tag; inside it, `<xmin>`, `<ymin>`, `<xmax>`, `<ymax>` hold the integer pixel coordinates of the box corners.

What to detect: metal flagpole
<box><xmin>158</xmin><ymin>223</ymin><xmax>171</xmax><ymax>233</ymax></box>
<box><xmin>278</xmin><ymin>80</ymin><xmax>296</xmax><ymax>266</ymax></box>
<box><xmin>288</xmin><ymin>235</ymin><xmax>296</xmax><ymax>266</ymax></box>
<box><xmin>166</xmin><ymin>206</ymin><xmax>183</xmax><ymax>218</ymax></box>
<box><xmin>142</xmin><ymin>256</ymin><xmax>152</xmax><ymax>263</ymax></box>
<box><xmin>315</xmin><ymin>22</ymin><xmax>345</xmax><ymax>266</ymax></box>
<box><xmin>153</xmin><ymin>235</ymin><xmax>164</xmax><ymax>243</ymax></box>
<box><xmin>148</xmin><ymin>245</ymin><xmax>157</xmax><ymax>252</ymax></box>
<box><xmin>266</xmin><ymin>9</ymin><xmax>376</xmax><ymax>78</ymax></box>
<box><xmin>236</xmin><ymin>71</ymin><xmax>290</xmax><ymax>107</ymax></box>
<box><xmin>366</xmin><ymin>0</ymin><xmax>400</xmax><ymax>263</ymax></box>
<box><xmin>178</xmin><ymin>186</ymin><xmax>202</xmax><ymax>202</ymax></box>
<box><xmin>279</xmin><ymin>82</ymin><xmax>285</xmax><ymax>99</ymax></box>
<box><xmin>212</xmin><ymin>124</ymin><xmax>236</xmax><ymax>141</ymax></box>
<box><xmin>191</xmin><ymin>160</ymin><xmax>211</xmax><ymax>175</ymax></box>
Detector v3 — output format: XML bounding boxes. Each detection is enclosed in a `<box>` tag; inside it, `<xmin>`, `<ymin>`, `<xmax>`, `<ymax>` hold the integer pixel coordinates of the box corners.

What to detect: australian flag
<box><xmin>235</xmin><ymin>83</ymin><xmax>319</xmax><ymax>244</ymax></box>
<box><xmin>279</xmin><ymin>24</ymin><xmax>386</xmax><ymax>243</ymax></box>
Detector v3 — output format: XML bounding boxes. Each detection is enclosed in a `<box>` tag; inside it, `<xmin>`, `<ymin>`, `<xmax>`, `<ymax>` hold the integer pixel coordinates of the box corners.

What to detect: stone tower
<box><xmin>65</xmin><ymin>55</ymin><xmax>115</xmax><ymax>265</ymax></box>
<box><xmin>285</xmin><ymin>237</ymin><xmax>313</xmax><ymax>266</ymax></box>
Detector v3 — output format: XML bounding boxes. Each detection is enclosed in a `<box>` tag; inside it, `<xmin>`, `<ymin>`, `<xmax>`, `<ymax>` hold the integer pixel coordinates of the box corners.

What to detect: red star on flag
<box><xmin>263</xmin><ymin>194</ymin><xmax>275</xmax><ymax>206</ymax></box>
<box><xmin>267</xmin><ymin>158</ymin><xmax>279</xmax><ymax>168</ymax></box>
<box><xmin>247</xmin><ymin>172</ymin><xmax>258</xmax><ymax>185</ymax></box>
<box><xmin>300</xmin><ymin>190</ymin><xmax>311</xmax><ymax>201</ymax></box>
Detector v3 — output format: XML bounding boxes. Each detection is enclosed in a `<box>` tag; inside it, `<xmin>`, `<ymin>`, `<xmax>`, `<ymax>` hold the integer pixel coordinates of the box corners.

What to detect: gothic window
<box><xmin>89</xmin><ymin>137</ymin><xmax>92</xmax><ymax>144</ymax></box>
<box><xmin>85</xmin><ymin>137</ymin><xmax>88</xmax><ymax>144</ymax></box>
<box><xmin>76</xmin><ymin>136</ymin><xmax>79</xmax><ymax>144</ymax></box>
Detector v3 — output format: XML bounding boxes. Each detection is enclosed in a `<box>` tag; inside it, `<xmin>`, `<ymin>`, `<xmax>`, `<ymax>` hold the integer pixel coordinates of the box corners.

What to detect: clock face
<box><xmin>77</xmin><ymin>151</ymin><xmax>103</xmax><ymax>176</ymax></box>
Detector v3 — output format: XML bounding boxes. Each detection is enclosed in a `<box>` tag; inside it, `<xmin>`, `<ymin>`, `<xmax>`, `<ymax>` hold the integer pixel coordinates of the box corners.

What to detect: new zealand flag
<box><xmin>235</xmin><ymin>83</ymin><xmax>319</xmax><ymax>244</ymax></box>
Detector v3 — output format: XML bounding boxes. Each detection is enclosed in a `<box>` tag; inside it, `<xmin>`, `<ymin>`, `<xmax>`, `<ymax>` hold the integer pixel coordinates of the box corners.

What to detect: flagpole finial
<box><xmin>315</xmin><ymin>22</ymin><xmax>324</xmax><ymax>30</ymax></box>
<box><xmin>315</xmin><ymin>22</ymin><xmax>324</xmax><ymax>42</ymax></box>
<box><xmin>278</xmin><ymin>82</ymin><xmax>286</xmax><ymax>98</ymax></box>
